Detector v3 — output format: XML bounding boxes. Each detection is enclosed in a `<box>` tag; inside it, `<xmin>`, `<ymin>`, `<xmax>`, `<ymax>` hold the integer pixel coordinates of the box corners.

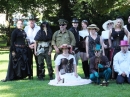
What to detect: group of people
<box><xmin>1</xmin><ymin>15</ymin><xmax>130</xmax><ymax>86</ymax></box>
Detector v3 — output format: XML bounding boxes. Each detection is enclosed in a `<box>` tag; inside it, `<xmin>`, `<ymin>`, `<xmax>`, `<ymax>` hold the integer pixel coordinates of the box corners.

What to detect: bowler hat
<box><xmin>58</xmin><ymin>19</ymin><xmax>68</xmax><ymax>24</ymax></box>
<box><xmin>119</xmin><ymin>40</ymin><xmax>129</xmax><ymax>46</ymax></box>
<box><xmin>72</xmin><ymin>18</ymin><xmax>79</xmax><ymax>23</ymax></box>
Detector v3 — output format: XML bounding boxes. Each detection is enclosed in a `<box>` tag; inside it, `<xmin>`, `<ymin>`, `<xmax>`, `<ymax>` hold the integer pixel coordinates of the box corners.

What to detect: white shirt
<box><xmin>101</xmin><ymin>30</ymin><xmax>109</xmax><ymax>40</ymax></box>
<box><xmin>113</xmin><ymin>51</ymin><xmax>130</xmax><ymax>77</ymax></box>
<box><xmin>24</xmin><ymin>24</ymin><xmax>40</xmax><ymax>43</ymax></box>
<box><xmin>123</xmin><ymin>25</ymin><xmax>129</xmax><ymax>40</ymax></box>
<box><xmin>79</xmin><ymin>29</ymin><xmax>89</xmax><ymax>38</ymax></box>
<box><xmin>55</xmin><ymin>54</ymin><xmax>76</xmax><ymax>66</ymax></box>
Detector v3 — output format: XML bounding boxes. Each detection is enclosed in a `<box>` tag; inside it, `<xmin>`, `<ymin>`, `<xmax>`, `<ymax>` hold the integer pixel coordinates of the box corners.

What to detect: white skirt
<box><xmin>48</xmin><ymin>73</ymin><xmax>91</xmax><ymax>86</ymax></box>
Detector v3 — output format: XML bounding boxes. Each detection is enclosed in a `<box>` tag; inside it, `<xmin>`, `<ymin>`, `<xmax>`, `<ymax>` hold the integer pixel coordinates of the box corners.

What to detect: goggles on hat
<box><xmin>94</xmin><ymin>50</ymin><xmax>100</xmax><ymax>53</ymax></box>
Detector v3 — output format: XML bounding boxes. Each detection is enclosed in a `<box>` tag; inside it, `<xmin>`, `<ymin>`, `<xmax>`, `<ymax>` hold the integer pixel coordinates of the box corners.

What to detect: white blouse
<box><xmin>79</xmin><ymin>29</ymin><xmax>89</xmax><ymax>38</ymax></box>
<box><xmin>101</xmin><ymin>30</ymin><xmax>109</xmax><ymax>40</ymax></box>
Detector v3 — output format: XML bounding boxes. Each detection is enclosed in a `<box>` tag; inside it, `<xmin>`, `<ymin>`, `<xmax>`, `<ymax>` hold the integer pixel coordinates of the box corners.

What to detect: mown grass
<box><xmin>0</xmin><ymin>51</ymin><xmax>130</xmax><ymax>97</ymax></box>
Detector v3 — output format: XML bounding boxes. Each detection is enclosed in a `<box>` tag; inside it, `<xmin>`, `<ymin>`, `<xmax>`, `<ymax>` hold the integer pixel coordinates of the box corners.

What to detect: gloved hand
<box><xmin>98</xmin><ymin>64</ymin><xmax>104</xmax><ymax>68</ymax></box>
<box><xmin>94</xmin><ymin>72</ymin><xmax>99</xmax><ymax>77</ymax></box>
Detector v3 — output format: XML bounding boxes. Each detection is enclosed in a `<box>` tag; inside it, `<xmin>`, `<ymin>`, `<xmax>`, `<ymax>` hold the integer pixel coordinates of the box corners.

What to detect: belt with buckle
<box><xmin>15</xmin><ymin>44</ymin><xmax>26</xmax><ymax>48</ymax></box>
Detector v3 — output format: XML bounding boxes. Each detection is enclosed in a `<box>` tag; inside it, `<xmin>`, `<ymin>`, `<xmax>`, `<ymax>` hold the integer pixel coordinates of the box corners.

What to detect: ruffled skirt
<box><xmin>48</xmin><ymin>73</ymin><xmax>91</xmax><ymax>86</ymax></box>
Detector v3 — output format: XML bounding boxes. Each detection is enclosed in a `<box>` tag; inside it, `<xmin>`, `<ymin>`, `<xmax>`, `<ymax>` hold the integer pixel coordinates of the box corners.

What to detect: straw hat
<box><xmin>87</xmin><ymin>24</ymin><xmax>100</xmax><ymax>32</ymax></box>
<box><xmin>102</xmin><ymin>20</ymin><xmax>114</xmax><ymax>30</ymax></box>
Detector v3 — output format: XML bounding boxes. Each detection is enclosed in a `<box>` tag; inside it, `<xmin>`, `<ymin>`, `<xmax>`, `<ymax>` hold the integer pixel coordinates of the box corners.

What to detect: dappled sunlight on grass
<box><xmin>1</xmin><ymin>51</ymin><xmax>130</xmax><ymax>97</ymax></box>
<box><xmin>0</xmin><ymin>86</ymin><xmax>12</xmax><ymax>90</ymax></box>
<box><xmin>0</xmin><ymin>94</ymin><xmax>16</xmax><ymax>97</ymax></box>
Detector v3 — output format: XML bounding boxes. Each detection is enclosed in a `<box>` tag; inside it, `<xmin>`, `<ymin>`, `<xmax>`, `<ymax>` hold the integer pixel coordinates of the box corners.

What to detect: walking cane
<box><xmin>97</xmin><ymin>66</ymin><xmax>99</xmax><ymax>84</ymax></box>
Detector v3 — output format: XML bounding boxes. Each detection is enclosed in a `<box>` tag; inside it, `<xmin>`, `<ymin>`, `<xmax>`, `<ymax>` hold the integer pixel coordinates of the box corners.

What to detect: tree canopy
<box><xmin>0</xmin><ymin>0</ymin><xmax>130</xmax><ymax>41</ymax></box>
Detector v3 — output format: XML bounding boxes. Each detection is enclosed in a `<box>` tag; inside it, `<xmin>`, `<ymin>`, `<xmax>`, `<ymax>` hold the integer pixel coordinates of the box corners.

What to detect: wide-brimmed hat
<box><xmin>72</xmin><ymin>18</ymin><xmax>79</xmax><ymax>23</ymax></box>
<box><xmin>102</xmin><ymin>20</ymin><xmax>114</xmax><ymax>30</ymax></box>
<box><xmin>59</xmin><ymin>44</ymin><xmax>71</xmax><ymax>49</ymax></box>
<box><xmin>58</xmin><ymin>19</ymin><xmax>68</xmax><ymax>25</ymax></box>
<box><xmin>87</xmin><ymin>24</ymin><xmax>100</xmax><ymax>32</ymax></box>
<box><xmin>59</xmin><ymin>44</ymin><xmax>72</xmax><ymax>53</ymax></box>
<box><xmin>119</xmin><ymin>40</ymin><xmax>129</xmax><ymax>46</ymax></box>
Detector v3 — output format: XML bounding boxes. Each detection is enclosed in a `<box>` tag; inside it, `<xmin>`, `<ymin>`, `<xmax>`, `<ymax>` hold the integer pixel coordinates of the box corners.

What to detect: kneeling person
<box><xmin>89</xmin><ymin>44</ymin><xmax>111</xmax><ymax>84</ymax></box>
<box><xmin>113</xmin><ymin>40</ymin><xmax>130</xmax><ymax>84</ymax></box>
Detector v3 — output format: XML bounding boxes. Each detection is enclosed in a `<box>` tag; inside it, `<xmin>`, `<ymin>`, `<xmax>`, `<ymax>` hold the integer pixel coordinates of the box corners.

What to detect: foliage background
<box><xmin>0</xmin><ymin>0</ymin><xmax>130</xmax><ymax>45</ymax></box>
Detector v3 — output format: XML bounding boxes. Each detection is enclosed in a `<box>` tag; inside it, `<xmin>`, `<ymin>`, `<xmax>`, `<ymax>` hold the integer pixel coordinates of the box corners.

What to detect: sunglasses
<box><xmin>107</xmin><ymin>23</ymin><xmax>113</xmax><ymax>25</ymax></box>
<box><xmin>59</xmin><ymin>24</ymin><xmax>66</xmax><ymax>26</ymax></box>
<box><xmin>94</xmin><ymin>50</ymin><xmax>100</xmax><ymax>53</ymax></box>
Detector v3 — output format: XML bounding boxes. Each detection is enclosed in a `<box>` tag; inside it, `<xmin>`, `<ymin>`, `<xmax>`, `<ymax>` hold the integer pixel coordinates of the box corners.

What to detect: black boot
<box><xmin>49</xmin><ymin>75</ymin><xmax>53</xmax><ymax>80</ymax></box>
<box><xmin>38</xmin><ymin>63</ymin><xmax>45</xmax><ymax>80</ymax></box>
<box><xmin>84</xmin><ymin>60</ymin><xmax>90</xmax><ymax>78</ymax></box>
<box><xmin>82</xmin><ymin>61</ymin><xmax>88</xmax><ymax>78</ymax></box>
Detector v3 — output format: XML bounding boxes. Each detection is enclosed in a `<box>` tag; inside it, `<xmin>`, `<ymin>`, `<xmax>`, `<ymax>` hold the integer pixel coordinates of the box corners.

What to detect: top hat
<box><xmin>72</xmin><ymin>18</ymin><xmax>79</xmax><ymax>23</ymax></box>
<box><xmin>102</xmin><ymin>20</ymin><xmax>114</xmax><ymax>30</ymax></box>
<box><xmin>95</xmin><ymin>44</ymin><xmax>101</xmax><ymax>51</ymax></box>
<box><xmin>58</xmin><ymin>19</ymin><xmax>68</xmax><ymax>24</ymax></box>
<box><xmin>87</xmin><ymin>24</ymin><xmax>100</xmax><ymax>32</ymax></box>
<box><xmin>119</xmin><ymin>40</ymin><xmax>129</xmax><ymax>46</ymax></box>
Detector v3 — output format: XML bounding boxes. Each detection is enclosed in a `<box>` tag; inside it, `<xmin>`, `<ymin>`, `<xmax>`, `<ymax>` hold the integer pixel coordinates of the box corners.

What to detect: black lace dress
<box><xmin>5</xmin><ymin>28</ymin><xmax>30</xmax><ymax>81</ymax></box>
<box><xmin>111</xmin><ymin>28</ymin><xmax>126</xmax><ymax>56</ymax></box>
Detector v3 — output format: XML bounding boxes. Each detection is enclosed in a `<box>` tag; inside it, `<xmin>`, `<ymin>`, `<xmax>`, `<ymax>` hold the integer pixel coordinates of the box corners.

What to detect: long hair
<box><xmin>81</xmin><ymin>20</ymin><xmax>88</xmax><ymax>30</ymax></box>
<box><xmin>114</xmin><ymin>18</ymin><xmax>124</xmax><ymax>29</ymax></box>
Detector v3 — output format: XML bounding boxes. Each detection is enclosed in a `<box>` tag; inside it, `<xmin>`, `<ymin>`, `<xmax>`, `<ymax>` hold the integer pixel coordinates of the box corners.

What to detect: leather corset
<box><xmin>58</xmin><ymin>58</ymin><xmax>74</xmax><ymax>73</ymax></box>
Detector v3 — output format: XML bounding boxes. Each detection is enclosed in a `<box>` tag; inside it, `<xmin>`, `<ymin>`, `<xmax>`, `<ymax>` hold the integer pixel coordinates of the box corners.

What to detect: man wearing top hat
<box><xmin>113</xmin><ymin>40</ymin><xmax>130</xmax><ymax>84</ymax></box>
<box><xmin>69</xmin><ymin>18</ymin><xmax>80</xmax><ymax>65</ymax></box>
<box><xmin>89</xmin><ymin>44</ymin><xmax>111</xmax><ymax>85</ymax></box>
<box><xmin>52</xmin><ymin>19</ymin><xmax>76</xmax><ymax>60</ymax></box>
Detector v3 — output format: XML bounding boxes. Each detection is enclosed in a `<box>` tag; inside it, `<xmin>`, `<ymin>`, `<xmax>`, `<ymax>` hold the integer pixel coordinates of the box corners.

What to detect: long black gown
<box><xmin>5</xmin><ymin>28</ymin><xmax>30</xmax><ymax>81</ymax></box>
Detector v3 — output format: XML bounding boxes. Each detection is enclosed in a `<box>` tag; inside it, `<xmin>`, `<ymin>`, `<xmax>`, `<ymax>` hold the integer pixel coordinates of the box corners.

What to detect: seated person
<box><xmin>113</xmin><ymin>40</ymin><xmax>130</xmax><ymax>84</ymax></box>
<box><xmin>89</xmin><ymin>44</ymin><xmax>111</xmax><ymax>85</ymax></box>
<box><xmin>48</xmin><ymin>44</ymin><xmax>91</xmax><ymax>86</ymax></box>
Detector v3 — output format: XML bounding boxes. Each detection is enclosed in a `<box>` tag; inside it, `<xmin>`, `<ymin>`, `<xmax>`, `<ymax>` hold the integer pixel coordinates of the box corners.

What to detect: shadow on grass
<box><xmin>0</xmin><ymin>60</ymin><xmax>8</xmax><ymax>63</ymax></box>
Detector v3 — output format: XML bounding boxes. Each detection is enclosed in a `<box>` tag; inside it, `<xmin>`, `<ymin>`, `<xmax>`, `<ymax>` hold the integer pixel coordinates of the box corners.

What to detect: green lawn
<box><xmin>0</xmin><ymin>51</ymin><xmax>130</xmax><ymax>97</ymax></box>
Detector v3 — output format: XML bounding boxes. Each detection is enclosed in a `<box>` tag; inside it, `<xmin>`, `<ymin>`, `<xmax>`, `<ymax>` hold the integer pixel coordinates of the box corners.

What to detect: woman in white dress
<box><xmin>48</xmin><ymin>44</ymin><xmax>91</xmax><ymax>86</ymax></box>
<box><xmin>78</xmin><ymin>20</ymin><xmax>90</xmax><ymax>78</ymax></box>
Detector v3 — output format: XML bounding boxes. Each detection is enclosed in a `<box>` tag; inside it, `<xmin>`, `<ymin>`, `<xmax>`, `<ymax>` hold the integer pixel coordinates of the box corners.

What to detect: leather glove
<box><xmin>94</xmin><ymin>72</ymin><xmax>99</xmax><ymax>77</ymax></box>
<box><xmin>98</xmin><ymin>64</ymin><xmax>104</xmax><ymax>68</ymax></box>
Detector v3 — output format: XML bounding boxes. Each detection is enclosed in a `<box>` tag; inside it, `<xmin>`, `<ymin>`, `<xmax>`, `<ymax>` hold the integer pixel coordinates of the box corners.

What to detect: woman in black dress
<box><xmin>78</xmin><ymin>20</ymin><xmax>89</xmax><ymax>78</ymax></box>
<box><xmin>1</xmin><ymin>20</ymin><xmax>30</xmax><ymax>82</ymax></box>
<box><xmin>108</xmin><ymin>18</ymin><xmax>128</xmax><ymax>79</ymax></box>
